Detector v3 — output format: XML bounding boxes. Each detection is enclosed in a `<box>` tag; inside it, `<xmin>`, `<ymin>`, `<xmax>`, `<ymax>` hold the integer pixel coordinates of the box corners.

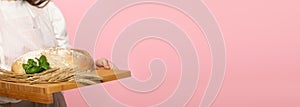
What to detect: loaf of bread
<box><xmin>11</xmin><ymin>47</ymin><xmax>94</xmax><ymax>74</ymax></box>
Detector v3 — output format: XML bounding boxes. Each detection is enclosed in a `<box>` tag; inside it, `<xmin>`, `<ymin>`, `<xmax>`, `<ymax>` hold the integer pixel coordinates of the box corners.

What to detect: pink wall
<box><xmin>205</xmin><ymin>0</ymin><xmax>300</xmax><ymax>106</ymax></box>
<box><xmin>53</xmin><ymin>0</ymin><xmax>300</xmax><ymax>106</ymax></box>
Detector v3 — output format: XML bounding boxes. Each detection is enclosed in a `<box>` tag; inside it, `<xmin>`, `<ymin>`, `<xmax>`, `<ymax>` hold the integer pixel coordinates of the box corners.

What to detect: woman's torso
<box><xmin>0</xmin><ymin>1</ymin><xmax>57</xmax><ymax>70</ymax></box>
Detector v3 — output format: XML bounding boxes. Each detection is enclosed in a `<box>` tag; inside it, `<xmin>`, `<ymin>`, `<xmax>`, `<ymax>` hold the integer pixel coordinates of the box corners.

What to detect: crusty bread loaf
<box><xmin>12</xmin><ymin>47</ymin><xmax>94</xmax><ymax>74</ymax></box>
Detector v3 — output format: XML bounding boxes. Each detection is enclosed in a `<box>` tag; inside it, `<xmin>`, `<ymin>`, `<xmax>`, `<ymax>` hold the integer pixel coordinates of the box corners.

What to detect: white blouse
<box><xmin>0</xmin><ymin>1</ymin><xmax>69</xmax><ymax>104</ymax></box>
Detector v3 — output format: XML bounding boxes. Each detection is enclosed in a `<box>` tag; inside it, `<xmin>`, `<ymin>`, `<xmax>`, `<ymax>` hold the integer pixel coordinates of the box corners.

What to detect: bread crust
<box><xmin>12</xmin><ymin>47</ymin><xmax>94</xmax><ymax>74</ymax></box>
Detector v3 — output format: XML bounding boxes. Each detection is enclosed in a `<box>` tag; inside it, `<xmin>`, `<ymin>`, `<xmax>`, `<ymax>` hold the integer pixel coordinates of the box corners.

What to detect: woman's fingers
<box><xmin>102</xmin><ymin>59</ymin><xmax>110</xmax><ymax>69</ymax></box>
<box><xmin>95</xmin><ymin>58</ymin><xmax>106</xmax><ymax>68</ymax></box>
<box><xmin>96</xmin><ymin>58</ymin><xmax>117</xmax><ymax>70</ymax></box>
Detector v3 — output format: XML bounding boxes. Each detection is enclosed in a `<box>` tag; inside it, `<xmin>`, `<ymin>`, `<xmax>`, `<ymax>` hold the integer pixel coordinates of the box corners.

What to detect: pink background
<box><xmin>53</xmin><ymin>0</ymin><xmax>300</xmax><ymax>106</ymax></box>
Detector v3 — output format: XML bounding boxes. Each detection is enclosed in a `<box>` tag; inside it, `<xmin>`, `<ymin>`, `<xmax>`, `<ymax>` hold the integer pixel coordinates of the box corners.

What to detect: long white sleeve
<box><xmin>0</xmin><ymin>31</ymin><xmax>6</xmax><ymax>69</ymax></box>
<box><xmin>46</xmin><ymin>2</ymin><xmax>71</xmax><ymax>48</ymax></box>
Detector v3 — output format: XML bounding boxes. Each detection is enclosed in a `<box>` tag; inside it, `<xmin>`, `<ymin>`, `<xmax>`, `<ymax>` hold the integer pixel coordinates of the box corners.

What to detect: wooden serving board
<box><xmin>0</xmin><ymin>69</ymin><xmax>131</xmax><ymax>104</ymax></box>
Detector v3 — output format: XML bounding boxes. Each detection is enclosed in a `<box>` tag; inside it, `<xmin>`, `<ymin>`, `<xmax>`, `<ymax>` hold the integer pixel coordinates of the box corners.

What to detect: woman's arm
<box><xmin>46</xmin><ymin>2</ymin><xmax>70</xmax><ymax>48</ymax></box>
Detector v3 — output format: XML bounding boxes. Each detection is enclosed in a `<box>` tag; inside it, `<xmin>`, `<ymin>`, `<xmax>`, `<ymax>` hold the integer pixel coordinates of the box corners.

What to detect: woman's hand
<box><xmin>95</xmin><ymin>58</ymin><xmax>118</xmax><ymax>70</ymax></box>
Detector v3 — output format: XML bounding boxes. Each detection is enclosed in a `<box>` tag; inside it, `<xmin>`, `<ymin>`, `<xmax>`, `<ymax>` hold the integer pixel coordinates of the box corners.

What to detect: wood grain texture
<box><xmin>0</xmin><ymin>69</ymin><xmax>131</xmax><ymax>104</ymax></box>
